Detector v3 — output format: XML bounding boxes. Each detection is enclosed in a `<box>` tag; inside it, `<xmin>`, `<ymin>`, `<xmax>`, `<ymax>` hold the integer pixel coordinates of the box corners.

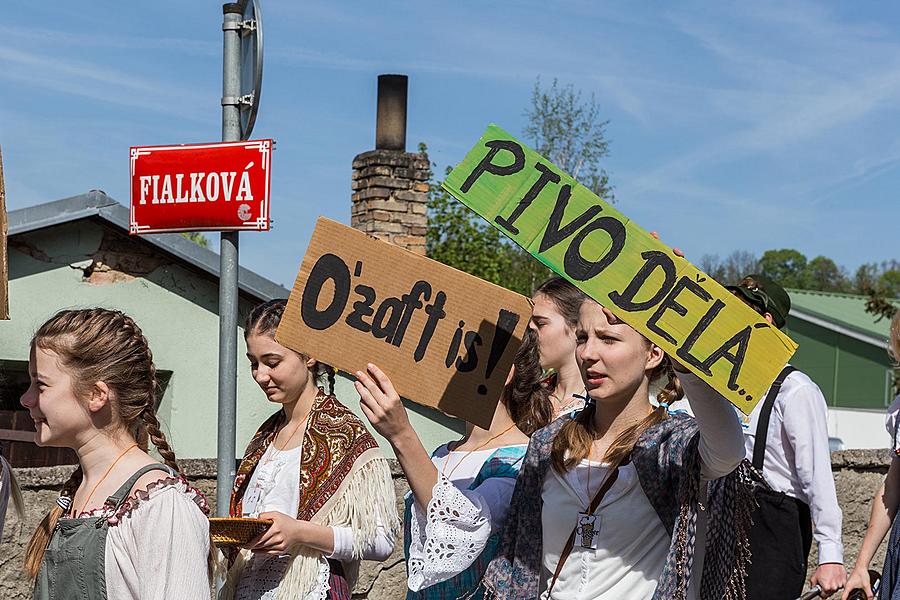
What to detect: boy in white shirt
<box><xmin>727</xmin><ymin>274</ymin><xmax>847</xmax><ymax>599</ymax></box>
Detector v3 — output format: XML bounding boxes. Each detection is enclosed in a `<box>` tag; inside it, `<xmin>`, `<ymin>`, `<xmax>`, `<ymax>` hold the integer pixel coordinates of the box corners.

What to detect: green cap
<box><xmin>726</xmin><ymin>274</ymin><xmax>791</xmax><ymax>329</ymax></box>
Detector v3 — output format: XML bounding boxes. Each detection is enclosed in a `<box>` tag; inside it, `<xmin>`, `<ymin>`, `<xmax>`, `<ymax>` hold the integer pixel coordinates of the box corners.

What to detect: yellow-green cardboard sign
<box><xmin>442</xmin><ymin>124</ymin><xmax>797</xmax><ymax>414</ymax></box>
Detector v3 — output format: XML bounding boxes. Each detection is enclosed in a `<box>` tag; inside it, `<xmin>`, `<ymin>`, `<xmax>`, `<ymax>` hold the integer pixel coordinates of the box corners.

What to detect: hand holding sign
<box><xmin>442</xmin><ymin>125</ymin><xmax>797</xmax><ymax>414</ymax></box>
<box><xmin>355</xmin><ymin>363</ymin><xmax>413</xmax><ymax>443</ymax></box>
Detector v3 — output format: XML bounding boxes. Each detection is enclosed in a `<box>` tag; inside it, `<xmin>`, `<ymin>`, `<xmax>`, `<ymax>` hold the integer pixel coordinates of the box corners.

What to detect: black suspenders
<box><xmin>752</xmin><ymin>365</ymin><xmax>798</xmax><ymax>471</ymax></box>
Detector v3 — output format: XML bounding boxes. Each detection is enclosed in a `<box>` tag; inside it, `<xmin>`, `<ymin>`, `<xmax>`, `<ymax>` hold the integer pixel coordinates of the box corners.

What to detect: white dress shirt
<box><xmin>736</xmin><ymin>368</ymin><xmax>843</xmax><ymax>565</ymax></box>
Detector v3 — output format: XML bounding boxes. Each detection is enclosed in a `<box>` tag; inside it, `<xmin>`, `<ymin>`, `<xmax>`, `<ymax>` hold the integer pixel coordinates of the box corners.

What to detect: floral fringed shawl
<box><xmin>482</xmin><ymin>413</ymin><xmax>755</xmax><ymax>600</ymax></box>
<box><xmin>221</xmin><ymin>389</ymin><xmax>399</xmax><ymax>600</ymax></box>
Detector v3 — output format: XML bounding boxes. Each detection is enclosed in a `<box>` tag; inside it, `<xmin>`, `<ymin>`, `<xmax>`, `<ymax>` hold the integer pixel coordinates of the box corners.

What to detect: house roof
<box><xmin>7</xmin><ymin>191</ymin><xmax>291</xmax><ymax>302</ymax></box>
<box><xmin>787</xmin><ymin>288</ymin><xmax>899</xmax><ymax>349</ymax></box>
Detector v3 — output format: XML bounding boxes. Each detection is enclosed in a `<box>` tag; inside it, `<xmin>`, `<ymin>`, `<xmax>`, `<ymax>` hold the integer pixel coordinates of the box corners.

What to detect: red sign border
<box><xmin>129</xmin><ymin>139</ymin><xmax>272</xmax><ymax>234</ymax></box>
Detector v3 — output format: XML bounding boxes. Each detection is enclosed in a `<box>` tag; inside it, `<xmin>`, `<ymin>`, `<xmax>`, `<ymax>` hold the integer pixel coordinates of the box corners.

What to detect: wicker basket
<box><xmin>208</xmin><ymin>517</ymin><xmax>273</xmax><ymax>547</ymax></box>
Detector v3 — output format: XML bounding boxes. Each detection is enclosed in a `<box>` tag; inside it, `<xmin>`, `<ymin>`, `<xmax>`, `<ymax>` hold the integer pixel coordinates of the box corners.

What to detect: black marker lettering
<box><xmin>645</xmin><ymin>276</ymin><xmax>712</xmax><ymax>345</ymax></box>
<box><xmin>455</xmin><ymin>331</ymin><xmax>483</xmax><ymax>372</ymax></box>
<box><xmin>415</xmin><ymin>291</ymin><xmax>447</xmax><ymax>362</ymax></box>
<box><xmin>460</xmin><ymin>140</ymin><xmax>525</xmax><ymax>193</ymax></box>
<box><xmin>371</xmin><ymin>297</ymin><xmax>404</xmax><ymax>343</ymax></box>
<box><xmin>345</xmin><ymin>284</ymin><xmax>376</xmax><ymax>333</ymax></box>
<box><xmin>608</xmin><ymin>251</ymin><xmax>677</xmax><ymax>313</ymax></box>
<box><xmin>676</xmin><ymin>299</ymin><xmax>726</xmax><ymax>373</ymax></box>
<box><xmin>445</xmin><ymin>320</ymin><xmax>465</xmax><ymax>368</ymax></box>
<box><xmin>563</xmin><ymin>216</ymin><xmax>626</xmax><ymax>281</ymax></box>
<box><xmin>495</xmin><ymin>162</ymin><xmax>561</xmax><ymax>235</ymax></box>
<box><xmin>393</xmin><ymin>281</ymin><xmax>431</xmax><ymax>347</ymax></box>
<box><xmin>537</xmin><ymin>184</ymin><xmax>602</xmax><ymax>252</ymax></box>
<box><xmin>697</xmin><ymin>326</ymin><xmax>752</xmax><ymax>391</ymax></box>
<box><xmin>300</xmin><ymin>254</ymin><xmax>351</xmax><ymax>330</ymax></box>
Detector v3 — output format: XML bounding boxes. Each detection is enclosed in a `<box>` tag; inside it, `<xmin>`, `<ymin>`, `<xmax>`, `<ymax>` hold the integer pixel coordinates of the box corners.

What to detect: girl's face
<box><xmin>20</xmin><ymin>345</ymin><xmax>94</xmax><ymax>448</ymax></box>
<box><xmin>575</xmin><ymin>301</ymin><xmax>663</xmax><ymax>404</ymax></box>
<box><xmin>529</xmin><ymin>293</ymin><xmax>577</xmax><ymax>372</ymax></box>
<box><xmin>245</xmin><ymin>332</ymin><xmax>315</xmax><ymax>405</ymax></box>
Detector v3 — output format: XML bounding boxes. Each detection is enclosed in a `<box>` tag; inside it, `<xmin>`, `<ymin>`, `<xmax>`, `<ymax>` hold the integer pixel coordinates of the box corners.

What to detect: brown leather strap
<box><xmin>547</xmin><ymin>457</ymin><xmax>629</xmax><ymax>596</ymax></box>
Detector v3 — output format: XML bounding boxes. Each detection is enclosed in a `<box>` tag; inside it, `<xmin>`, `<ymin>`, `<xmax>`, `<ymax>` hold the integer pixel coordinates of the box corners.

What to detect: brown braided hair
<box><xmin>245</xmin><ymin>299</ymin><xmax>336</xmax><ymax>394</ymax></box>
<box><xmin>24</xmin><ymin>308</ymin><xmax>178</xmax><ymax>577</ymax></box>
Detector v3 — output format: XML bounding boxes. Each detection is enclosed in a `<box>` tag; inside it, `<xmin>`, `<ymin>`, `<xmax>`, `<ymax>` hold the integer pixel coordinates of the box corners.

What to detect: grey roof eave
<box><xmin>7</xmin><ymin>191</ymin><xmax>291</xmax><ymax>302</ymax></box>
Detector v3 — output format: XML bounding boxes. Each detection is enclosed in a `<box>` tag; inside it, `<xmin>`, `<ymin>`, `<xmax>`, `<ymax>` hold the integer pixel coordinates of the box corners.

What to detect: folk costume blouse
<box><xmin>404</xmin><ymin>444</ymin><xmax>526</xmax><ymax>599</ymax></box>
<box><xmin>67</xmin><ymin>471</ymin><xmax>212</xmax><ymax>600</ymax></box>
<box><xmin>483</xmin><ymin>372</ymin><xmax>754</xmax><ymax>600</ymax></box>
<box><xmin>222</xmin><ymin>390</ymin><xmax>399</xmax><ymax>600</ymax></box>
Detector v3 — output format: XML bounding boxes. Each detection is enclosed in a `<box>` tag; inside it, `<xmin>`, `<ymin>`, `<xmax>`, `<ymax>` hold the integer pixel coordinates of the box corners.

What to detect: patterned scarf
<box><xmin>230</xmin><ymin>388</ymin><xmax>381</xmax><ymax>520</ymax></box>
<box><xmin>481</xmin><ymin>413</ymin><xmax>754</xmax><ymax>600</ymax></box>
<box><xmin>223</xmin><ymin>389</ymin><xmax>397</xmax><ymax>600</ymax></box>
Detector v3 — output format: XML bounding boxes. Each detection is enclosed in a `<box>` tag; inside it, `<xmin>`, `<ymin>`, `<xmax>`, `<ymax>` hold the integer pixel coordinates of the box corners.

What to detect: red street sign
<box><xmin>130</xmin><ymin>139</ymin><xmax>272</xmax><ymax>234</ymax></box>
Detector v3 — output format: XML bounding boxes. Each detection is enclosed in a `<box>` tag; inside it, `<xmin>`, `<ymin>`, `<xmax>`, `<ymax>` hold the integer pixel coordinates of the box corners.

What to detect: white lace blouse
<box><xmin>80</xmin><ymin>477</ymin><xmax>212</xmax><ymax>600</ymax></box>
<box><xmin>406</xmin><ymin>444</ymin><xmax>526</xmax><ymax>592</ymax></box>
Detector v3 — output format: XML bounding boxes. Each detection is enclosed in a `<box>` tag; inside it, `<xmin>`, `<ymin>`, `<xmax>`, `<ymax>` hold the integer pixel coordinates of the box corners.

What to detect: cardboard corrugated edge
<box><xmin>276</xmin><ymin>217</ymin><xmax>534</xmax><ymax>429</ymax></box>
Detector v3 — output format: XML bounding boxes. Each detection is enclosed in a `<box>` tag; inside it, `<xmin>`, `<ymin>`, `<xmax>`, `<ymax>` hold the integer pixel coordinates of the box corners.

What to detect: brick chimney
<box><xmin>351</xmin><ymin>75</ymin><xmax>429</xmax><ymax>255</ymax></box>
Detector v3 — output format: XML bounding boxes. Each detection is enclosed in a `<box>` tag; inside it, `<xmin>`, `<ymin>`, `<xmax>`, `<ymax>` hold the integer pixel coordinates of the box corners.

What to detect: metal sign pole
<box><xmin>217</xmin><ymin>2</ymin><xmax>243</xmax><ymax>517</ymax></box>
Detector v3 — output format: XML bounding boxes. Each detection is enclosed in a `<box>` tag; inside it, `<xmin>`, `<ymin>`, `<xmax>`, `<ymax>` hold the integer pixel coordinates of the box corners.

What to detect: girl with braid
<box><xmin>483</xmin><ymin>294</ymin><xmax>753</xmax><ymax>600</ymax></box>
<box><xmin>221</xmin><ymin>299</ymin><xmax>398</xmax><ymax>600</ymax></box>
<box><xmin>21</xmin><ymin>308</ymin><xmax>212</xmax><ymax>599</ymax></box>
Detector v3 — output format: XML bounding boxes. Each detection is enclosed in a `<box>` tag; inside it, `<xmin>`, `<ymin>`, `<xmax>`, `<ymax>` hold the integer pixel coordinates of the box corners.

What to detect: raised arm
<box><xmin>678</xmin><ymin>370</ymin><xmax>745</xmax><ymax>480</ymax></box>
<box><xmin>355</xmin><ymin>363</ymin><xmax>439</xmax><ymax>508</ymax></box>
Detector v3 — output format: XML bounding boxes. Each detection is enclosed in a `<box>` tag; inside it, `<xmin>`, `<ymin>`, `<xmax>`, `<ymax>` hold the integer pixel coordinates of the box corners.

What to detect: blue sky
<box><xmin>3</xmin><ymin>1</ymin><xmax>898</xmax><ymax>289</ymax></box>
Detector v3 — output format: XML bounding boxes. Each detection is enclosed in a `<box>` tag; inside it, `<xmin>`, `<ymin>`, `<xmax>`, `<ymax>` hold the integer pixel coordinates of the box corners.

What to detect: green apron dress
<box><xmin>34</xmin><ymin>463</ymin><xmax>176</xmax><ymax>600</ymax></box>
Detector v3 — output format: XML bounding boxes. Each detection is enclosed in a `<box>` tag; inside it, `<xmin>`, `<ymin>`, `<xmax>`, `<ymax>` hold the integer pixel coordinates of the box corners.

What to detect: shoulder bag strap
<box><xmin>752</xmin><ymin>365</ymin><xmax>797</xmax><ymax>470</ymax></box>
<box><xmin>547</xmin><ymin>456</ymin><xmax>629</xmax><ymax>596</ymax></box>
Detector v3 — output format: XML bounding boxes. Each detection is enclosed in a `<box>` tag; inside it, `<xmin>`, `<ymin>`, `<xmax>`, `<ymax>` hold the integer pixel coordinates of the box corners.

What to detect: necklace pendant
<box><xmin>576</xmin><ymin>512</ymin><xmax>599</xmax><ymax>549</ymax></box>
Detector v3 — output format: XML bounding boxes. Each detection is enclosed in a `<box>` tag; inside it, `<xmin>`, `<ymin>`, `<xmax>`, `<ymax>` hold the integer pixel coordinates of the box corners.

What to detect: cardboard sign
<box><xmin>276</xmin><ymin>217</ymin><xmax>533</xmax><ymax>428</ymax></box>
<box><xmin>130</xmin><ymin>139</ymin><xmax>272</xmax><ymax>234</ymax></box>
<box><xmin>0</xmin><ymin>146</ymin><xmax>7</xmax><ymax>320</ymax></box>
<box><xmin>442</xmin><ymin>125</ymin><xmax>797</xmax><ymax>414</ymax></box>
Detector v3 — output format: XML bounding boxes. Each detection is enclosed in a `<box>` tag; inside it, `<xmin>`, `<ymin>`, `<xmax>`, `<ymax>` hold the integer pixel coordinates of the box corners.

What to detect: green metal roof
<box><xmin>786</xmin><ymin>288</ymin><xmax>899</xmax><ymax>343</ymax></box>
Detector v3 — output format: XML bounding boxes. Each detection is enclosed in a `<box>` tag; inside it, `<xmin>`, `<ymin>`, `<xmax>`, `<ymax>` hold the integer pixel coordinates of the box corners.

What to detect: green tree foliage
<box><xmin>180</xmin><ymin>232</ymin><xmax>209</xmax><ymax>248</ymax></box>
<box><xmin>757</xmin><ymin>249</ymin><xmax>809</xmax><ymax>288</ymax></box>
<box><xmin>425</xmin><ymin>165</ymin><xmax>514</xmax><ymax>287</ymax></box>
<box><xmin>855</xmin><ymin>260</ymin><xmax>900</xmax><ymax>299</ymax></box>
<box><xmin>524</xmin><ymin>78</ymin><xmax>614</xmax><ymax>201</ymax></box>
<box><xmin>805</xmin><ymin>256</ymin><xmax>849</xmax><ymax>293</ymax></box>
